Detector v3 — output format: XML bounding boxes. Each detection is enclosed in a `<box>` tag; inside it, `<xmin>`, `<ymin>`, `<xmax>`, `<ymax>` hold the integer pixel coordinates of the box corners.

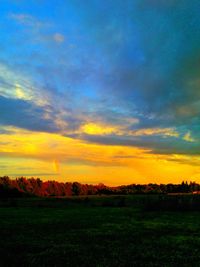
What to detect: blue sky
<box><xmin>0</xmin><ymin>0</ymin><xmax>200</xmax><ymax>183</ymax></box>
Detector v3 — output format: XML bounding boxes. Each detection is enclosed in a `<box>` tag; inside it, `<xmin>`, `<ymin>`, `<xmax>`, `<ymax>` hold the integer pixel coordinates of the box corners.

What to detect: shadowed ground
<box><xmin>1</xmin><ymin>196</ymin><xmax>200</xmax><ymax>267</ymax></box>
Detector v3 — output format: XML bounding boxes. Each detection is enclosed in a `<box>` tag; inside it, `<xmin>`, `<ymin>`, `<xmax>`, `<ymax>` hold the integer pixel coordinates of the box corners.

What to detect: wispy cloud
<box><xmin>9</xmin><ymin>13</ymin><xmax>44</xmax><ymax>28</ymax></box>
<box><xmin>0</xmin><ymin>0</ymin><xmax>200</xmax><ymax>183</ymax></box>
<box><xmin>53</xmin><ymin>33</ymin><xmax>65</xmax><ymax>43</ymax></box>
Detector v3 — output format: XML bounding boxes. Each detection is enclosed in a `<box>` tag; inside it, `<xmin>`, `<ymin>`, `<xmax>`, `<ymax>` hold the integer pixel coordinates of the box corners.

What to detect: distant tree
<box><xmin>72</xmin><ymin>182</ymin><xmax>82</xmax><ymax>196</ymax></box>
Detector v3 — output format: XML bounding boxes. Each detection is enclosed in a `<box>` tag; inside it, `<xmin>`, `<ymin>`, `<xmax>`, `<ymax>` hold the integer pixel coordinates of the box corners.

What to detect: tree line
<box><xmin>0</xmin><ymin>176</ymin><xmax>199</xmax><ymax>197</ymax></box>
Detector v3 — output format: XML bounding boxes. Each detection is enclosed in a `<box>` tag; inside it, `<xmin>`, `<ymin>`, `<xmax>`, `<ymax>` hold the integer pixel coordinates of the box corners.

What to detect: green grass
<box><xmin>1</xmin><ymin>196</ymin><xmax>200</xmax><ymax>266</ymax></box>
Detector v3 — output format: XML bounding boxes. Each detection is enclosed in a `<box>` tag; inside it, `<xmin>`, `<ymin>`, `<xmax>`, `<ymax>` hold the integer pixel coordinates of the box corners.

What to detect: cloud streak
<box><xmin>0</xmin><ymin>0</ymin><xmax>200</xmax><ymax>183</ymax></box>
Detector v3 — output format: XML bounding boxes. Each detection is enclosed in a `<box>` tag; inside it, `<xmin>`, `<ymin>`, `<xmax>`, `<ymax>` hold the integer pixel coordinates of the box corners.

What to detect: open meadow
<box><xmin>1</xmin><ymin>195</ymin><xmax>200</xmax><ymax>267</ymax></box>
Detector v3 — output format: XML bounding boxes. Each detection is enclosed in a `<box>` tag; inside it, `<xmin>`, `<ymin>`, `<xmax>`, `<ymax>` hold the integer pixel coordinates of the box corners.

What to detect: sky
<box><xmin>0</xmin><ymin>0</ymin><xmax>200</xmax><ymax>185</ymax></box>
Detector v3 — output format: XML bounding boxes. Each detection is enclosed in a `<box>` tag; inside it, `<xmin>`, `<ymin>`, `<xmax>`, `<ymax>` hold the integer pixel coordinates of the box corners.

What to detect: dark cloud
<box><xmin>80</xmin><ymin>0</ymin><xmax>200</xmax><ymax>147</ymax></box>
<box><xmin>112</xmin><ymin>155</ymin><xmax>136</xmax><ymax>159</ymax></box>
<box><xmin>69</xmin><ymin>133</ymin><xmax>200</xmax><ymax>155</ymax></box>
<box><xmin>1</xmin><ymin>0</ymin><xmax>200</xmax><ymax>157</ymax></box>
<box><xmin>167</xmin><ymin>158</ymin><xmax>200</xmax><ymax>166</ymax></box>
<box><xmin>0</xmin><ymin>95</ymin><xmax>59</xmax><ymax>132</ymax></box>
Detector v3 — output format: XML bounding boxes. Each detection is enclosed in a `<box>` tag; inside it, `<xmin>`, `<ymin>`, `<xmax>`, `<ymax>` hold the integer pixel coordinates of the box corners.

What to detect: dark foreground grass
<box><xmin>1</xmin><ymin>196</ymin><xmax>200</xmax><ymax>266</ymax></box>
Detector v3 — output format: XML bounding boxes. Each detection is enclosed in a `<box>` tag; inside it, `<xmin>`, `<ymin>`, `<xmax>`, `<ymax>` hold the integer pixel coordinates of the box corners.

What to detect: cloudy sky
<box><xmin>0</xmin><ymin>0</ymin><xmax>200</xmax><ymax>185</ymax></box>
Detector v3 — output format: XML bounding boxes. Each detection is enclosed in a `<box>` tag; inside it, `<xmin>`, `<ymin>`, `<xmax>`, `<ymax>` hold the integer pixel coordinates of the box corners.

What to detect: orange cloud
<box><xmin>0</xmin><ymin>126</ymin><xmax>199</xmax><ymax>185</ymax></box>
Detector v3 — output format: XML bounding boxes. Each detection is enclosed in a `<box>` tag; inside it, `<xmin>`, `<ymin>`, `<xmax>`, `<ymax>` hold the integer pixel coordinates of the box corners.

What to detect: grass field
<box><xmin>1</xmin><ymin>196</ymin><xmax>200</xmax><ymax>267</ymax></box>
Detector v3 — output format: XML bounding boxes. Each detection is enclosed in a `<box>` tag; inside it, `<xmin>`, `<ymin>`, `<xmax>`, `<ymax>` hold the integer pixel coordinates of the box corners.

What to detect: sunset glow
<box><xmin>0</xmin><ymin>1</ymin><xmax>200</xmax><ymax>185</ymax></box>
